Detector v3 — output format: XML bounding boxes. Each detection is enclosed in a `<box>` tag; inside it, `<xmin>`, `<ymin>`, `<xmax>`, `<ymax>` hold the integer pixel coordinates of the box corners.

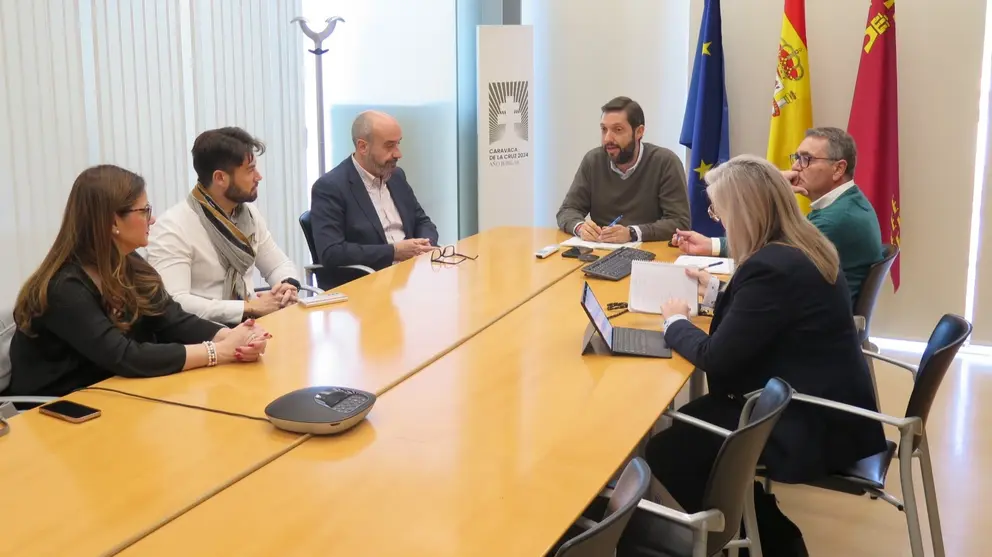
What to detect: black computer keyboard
<box><xmin>614</xmin><ymin>328</ymin><xmax>651</xmax><ymax>355</ymax></box>
<box><xmin>581</xmin><ymin>247</ymin><xmax>656</xmax><ymax>281</ymax></box>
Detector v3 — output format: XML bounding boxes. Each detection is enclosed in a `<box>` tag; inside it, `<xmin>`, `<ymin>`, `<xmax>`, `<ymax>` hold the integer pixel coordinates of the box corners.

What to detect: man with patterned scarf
<box><xmin>147</xmin><ymin>127</ymin><xmax>301</xmax><ymax>326</ymax></box>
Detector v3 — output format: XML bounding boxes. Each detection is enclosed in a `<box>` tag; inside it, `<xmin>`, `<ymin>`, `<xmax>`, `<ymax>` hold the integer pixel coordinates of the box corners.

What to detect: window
<box><xmin>301</xmin><ymin>0</ymin><xmax>459</xmax><ymax>243</ymax></box>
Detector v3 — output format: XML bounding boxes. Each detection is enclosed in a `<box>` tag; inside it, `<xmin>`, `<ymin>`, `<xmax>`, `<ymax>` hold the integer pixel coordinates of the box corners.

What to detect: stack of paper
<box><xmin>560</xmin><ymin>236</ymin><xmax>642</xmax><ymax>250</ymax></box>
<box><xmin>673</xmin><ymin>255</ymin><xmax>735</xmax><ymax>274</ymax></box>
<box><xmin>628</xmin><ymin>261</ymin><xmax>699</xmax><ymax>316</ymax></box>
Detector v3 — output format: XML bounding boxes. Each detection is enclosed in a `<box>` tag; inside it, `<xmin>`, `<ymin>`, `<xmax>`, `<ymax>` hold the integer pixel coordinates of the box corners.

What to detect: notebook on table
<box><xmin>628</xmin><ymin>261</ymin><xmax>699</xmax><ymax>316</ymax></box>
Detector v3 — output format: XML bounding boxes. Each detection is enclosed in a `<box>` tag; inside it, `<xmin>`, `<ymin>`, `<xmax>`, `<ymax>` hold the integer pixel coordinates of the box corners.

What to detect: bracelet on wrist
<box><xmin>204</xmin><ymin>341</ymin><xmax>218</xmax><ymax>367</ymax></box>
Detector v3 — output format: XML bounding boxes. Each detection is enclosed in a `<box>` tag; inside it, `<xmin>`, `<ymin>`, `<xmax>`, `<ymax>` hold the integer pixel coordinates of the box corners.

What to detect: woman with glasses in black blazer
<box><xmin>5</xmin><ymin>165</ymin><xmax>271</xmax><ymax>398</ymax></box>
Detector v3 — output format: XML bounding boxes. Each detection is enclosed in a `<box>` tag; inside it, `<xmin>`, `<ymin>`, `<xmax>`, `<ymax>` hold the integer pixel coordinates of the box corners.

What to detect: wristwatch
<box><xmin>242</xmin><ymin>301</ymin><xmax>258</xmax><ymax>321</ymax></box>
<box><xmin>627</xmin><ymin>226</ymin><xmax>637</xmax><ymax>241</ymax></box>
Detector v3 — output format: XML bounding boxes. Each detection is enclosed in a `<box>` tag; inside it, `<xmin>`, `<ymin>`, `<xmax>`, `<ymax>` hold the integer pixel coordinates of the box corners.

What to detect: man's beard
<box><xmin>604</xmin><ymin>139</ymin><xmax>638</xmax><ymax>165</ymax></box>
<box><xmin>367</xmin><ymin>154</ymin><xmax>399</xmax><ymax>181</ymax></box>
<box><xmin>225</xmin><ymin>184</ymin><xmax>258</xmax><ymax>205</ymax></box>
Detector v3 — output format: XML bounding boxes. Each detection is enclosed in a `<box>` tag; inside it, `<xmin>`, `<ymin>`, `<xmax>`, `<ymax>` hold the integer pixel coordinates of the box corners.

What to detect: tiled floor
<box><xmin>772</xmin><ymin>348</ymin><xmax>992</xmax><ymax>556</ymax></box>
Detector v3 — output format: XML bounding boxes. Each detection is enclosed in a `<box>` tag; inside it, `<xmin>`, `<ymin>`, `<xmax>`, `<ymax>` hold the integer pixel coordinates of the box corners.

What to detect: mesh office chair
<box><xmin>754</xmin><ymin>314</ymin><xmax>971</xmax><ymax>557</ymax></box>
<box><xmin>615</xmin><ymin>377</ymin><xmax>793</xmax><ymax>557</ymax></box>
<box><xmin>298</xmin><ymin>210</ymin><xmax>374</xmax><ymax>290</ymax></box>
<box><xmin>550</xmin><ymin>457</ymin><xmax>651</xmax><ymax>557</ymax></box>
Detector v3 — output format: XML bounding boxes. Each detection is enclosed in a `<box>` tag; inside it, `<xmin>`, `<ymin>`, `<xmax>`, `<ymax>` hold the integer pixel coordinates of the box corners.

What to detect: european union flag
<box><xmin>680</xmin><ymin>0</ymin><xmax>730</xmax><ymax>238</ymax></box>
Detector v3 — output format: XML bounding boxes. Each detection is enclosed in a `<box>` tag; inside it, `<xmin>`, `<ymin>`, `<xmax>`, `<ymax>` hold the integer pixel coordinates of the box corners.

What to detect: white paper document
<box><xmin>628</xmin><ymin>261</ymin><xmax>699</xmax><ymax>316</ymax></box>
<box><xmin>673</xmin><ymin>255</ymin><xmax>735</xmax><ymax>274</ymax></box>
<box><xmin>560</xmin><ymin>236</ymin><xmax>642</xmax><ymax>251</ymax></box>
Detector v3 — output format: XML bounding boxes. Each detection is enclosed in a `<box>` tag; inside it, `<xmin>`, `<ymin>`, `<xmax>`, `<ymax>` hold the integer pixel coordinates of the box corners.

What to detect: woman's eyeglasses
<box><xmin>431</xmin><ymin>244</ymin><xmax>478</xmax><ymax>265</ymax></box>
<box><xmin>121</xmin><ymin>204</ymin><xmax>153</xmax><ymax>220</ymax></box>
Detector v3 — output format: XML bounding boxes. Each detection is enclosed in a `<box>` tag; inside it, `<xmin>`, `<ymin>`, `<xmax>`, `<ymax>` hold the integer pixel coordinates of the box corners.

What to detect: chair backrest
<box><xmin>554</xmin><ymin>457</ymin><xmax>651</xmax><ymax>557</ymax></box>
<box><xmin>299</xmin><ymin>210</ymin><xmax>320</xmax><ymax>263</ymax></box>
<box><xmin>906</xmin><ymin>314</ymin><xmax>972</xmax><ymax>450</ymax></box>
<box><xmin>852</xmin><ymin>244</ymin><xmax>899</xmax><ymax>334</ymax></box>
<box><xmin>0</xmin><ymin>306</ymin><xmax>16</xmax><ymax>393</ymax></box>
<box><xmin>700</xmin><ymin>377</ymin><xmax>793</xmax><ymax>555</ymax></box>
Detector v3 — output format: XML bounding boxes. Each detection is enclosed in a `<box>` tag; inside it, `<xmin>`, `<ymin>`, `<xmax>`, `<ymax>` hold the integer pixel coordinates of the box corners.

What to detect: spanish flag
<box><xmin>767</xmin><ymin>0</ymin><xmax>813</xmax><ymax>215</ymax></box>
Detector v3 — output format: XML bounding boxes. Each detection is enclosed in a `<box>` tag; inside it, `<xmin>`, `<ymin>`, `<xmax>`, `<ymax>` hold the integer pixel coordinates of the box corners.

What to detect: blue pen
<box><xmin>606</xmin><ymin>214</ymin><xmax>623</xmax><ymax>227</ymax></box>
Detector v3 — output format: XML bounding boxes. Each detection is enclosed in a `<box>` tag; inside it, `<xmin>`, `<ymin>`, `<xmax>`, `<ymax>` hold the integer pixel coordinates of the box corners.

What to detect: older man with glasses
<box><xmin>673</xmin><ymin>126</ymin><xmax>884</xmax><ymax>304</ymax></box>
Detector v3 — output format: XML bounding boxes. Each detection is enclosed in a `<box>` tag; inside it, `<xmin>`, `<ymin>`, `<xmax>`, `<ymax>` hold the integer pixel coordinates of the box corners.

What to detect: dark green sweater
<box><xmin>718</xmin><ymin>186</ymin><xmax>883</xmax><ymax>303</ymax></box>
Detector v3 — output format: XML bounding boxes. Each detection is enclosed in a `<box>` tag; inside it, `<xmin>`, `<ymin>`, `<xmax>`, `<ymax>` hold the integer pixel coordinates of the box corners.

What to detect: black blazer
<box><xmin>7</xmin><ymin>261</ymin><xmax>223</xmax><ymax>397</ymax></box>
<box><xmin>665</xmin><ymin>243</ymin><xmax>887</xmax><ymax>483</ymax></box>
<box><xmin>310</xmin><ymin>157</ymin><xmax>439</xmax><ymax>273</ymax></box>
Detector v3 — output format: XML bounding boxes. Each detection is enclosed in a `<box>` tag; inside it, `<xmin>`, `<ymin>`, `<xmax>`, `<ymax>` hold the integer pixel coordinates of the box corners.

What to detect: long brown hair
<box><xmin>14</xmin><ymin>165</ymin><xmax>166</xmax><ymax>334</ymax></box>
<box><xmin>706</xmin><ymin>155</ymin><xmax>840</xmax><ymax>283</ymax></box>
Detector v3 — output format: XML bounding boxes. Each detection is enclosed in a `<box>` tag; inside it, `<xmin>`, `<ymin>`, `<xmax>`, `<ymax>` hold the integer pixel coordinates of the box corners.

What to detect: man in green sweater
<box><xmin>674</xmin><ymin>127</ymin><xmax>883</xmax><ymax>304</ymax></box>
<box><xmin>556</xmin><ymin>96</ymin><xmax>690</xmax><ymax>243</ymax></box>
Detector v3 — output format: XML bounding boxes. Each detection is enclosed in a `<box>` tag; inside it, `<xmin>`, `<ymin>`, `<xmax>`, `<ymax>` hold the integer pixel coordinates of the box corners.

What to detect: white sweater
<box><xmin>146</xmin><ymin>201</ymin><xmax>298</xmax><ymax>325</ymax></box>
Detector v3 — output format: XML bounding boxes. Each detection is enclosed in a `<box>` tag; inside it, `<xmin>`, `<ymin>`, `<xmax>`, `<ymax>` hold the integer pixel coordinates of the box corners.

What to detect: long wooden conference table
<box><xmin>1</xmin><ymin>226</ymin><xmax>705</xmax><ymax>556</ymax></box>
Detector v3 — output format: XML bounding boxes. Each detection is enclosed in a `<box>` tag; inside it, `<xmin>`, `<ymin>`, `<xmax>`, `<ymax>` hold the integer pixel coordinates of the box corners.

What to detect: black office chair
<box><xmin>772</xmin><ymin>314</ymin><xmax>971</xmax><ymax>557</ymax></box>
<box><xmin>550</xmin><ymin>458</ymin><xmax>651</xmax><ymax>557</ymax></box>
<box><xmin>850</xmin><ymin>244</ymin><xmax>899</xmax><ymax>406</ymax></box>
<box><xmin>615</xmin><ymin>377</ymin><xmax>793</xmax><ymax>557</ymax></box>
<box><xmin>853</xmin><ymin>244</ymin><xmax>899</xmax><ymax>344</ymax></box>
<box><xmin>298</xmin><ymin>210</ymin><xmax>374</xmax><ymax>290</ymax></box>
<box><xmin>854</xmin><ymin>244</ymin><xmax>899</xmax><ymax>342</ymax></box>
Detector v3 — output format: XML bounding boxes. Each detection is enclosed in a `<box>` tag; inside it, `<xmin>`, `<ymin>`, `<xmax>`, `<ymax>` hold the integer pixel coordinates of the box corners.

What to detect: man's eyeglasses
<box><xmin>707</xmin><ymin>204</ymin><xmax>720</xmax><ymax>223</ymax></box>
<box><xmin>431</xmin><ymin>244</ymin><xmax>478</xmax><ymax>265</ymax></box>
<box><xmin>789</xmin><ymin>153</ymin><xmax>838</xmax><ymax>170</ymax></box>
<box><xmin>121</xmin><ymin>204</ymin><xmax>153</xmax><ymax>220</ymax></box>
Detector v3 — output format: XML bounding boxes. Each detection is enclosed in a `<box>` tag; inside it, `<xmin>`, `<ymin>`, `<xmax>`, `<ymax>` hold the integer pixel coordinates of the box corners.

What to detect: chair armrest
<box><xmin>304</xmin><ymin>263</ymin><xmax>374</xmax><ymax>275</ymax></box>
<box><xmin>861</xmin><ymin>350</ymin><xmax>918</xmax><ymax>376</ymax></box>
<box><xmin>664</xmin><ymin>410</ymin><xmax>732</xmax><ymax>438</ymax></box>
<box><xmin>0</xmin><ymin>396</ymin><xmax>57</xmax><ymax>405</ymax></box>
<box><xmin>790</xmin><ymin>393</ymin><xmax>922</xmax><ymax>435</ymax></box>
<box><xmin>342</xmin><ymin>264</ymin><xmax>374</xmax><ymax>275</ymax></box>
<box><xmin>636</xmin><ymin>499</ymin><xmax>726</xmax><ymax>532</ymax></box>
<box><xmin>1</xmin><ymin>396</ymin><xmax>57</xmax><ymax>420</ymax></box>
<box><xmin>298</xmin><ymin>285</ymin><xmax>323</xmax><ymax>296</ymax></box>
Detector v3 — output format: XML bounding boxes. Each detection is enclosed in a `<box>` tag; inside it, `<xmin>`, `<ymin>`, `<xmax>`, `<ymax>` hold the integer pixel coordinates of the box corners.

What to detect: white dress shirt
<box><xmin>146</xmin><ymin>201</ymin><xmax>299</xmax><ymax>325</ymax></box>
<box><xmin>810</xmin><ymin>179</ymin><xmax>856</xmax><ymax>210</ymax></box>
<box><xmin>573</xmin><ymin>142</ymin><xmax>646</xmax><ymax>241</ymax></box>
<box><xmin>352</xmin><ymin>156</ymin><xmax>406</xmax><ymax>247</ymax></box>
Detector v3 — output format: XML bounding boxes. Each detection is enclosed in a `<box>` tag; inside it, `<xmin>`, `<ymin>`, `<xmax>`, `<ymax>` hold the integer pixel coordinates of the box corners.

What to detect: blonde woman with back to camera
<box><xmin>4</xmin><ymin>165</ymin><xmax>271</xmax><ymax>398</ymax></box>
<box><xmin>636</xmin><ymin>155</ymin><xmax>886</xmax><ymax>552</ymax></box>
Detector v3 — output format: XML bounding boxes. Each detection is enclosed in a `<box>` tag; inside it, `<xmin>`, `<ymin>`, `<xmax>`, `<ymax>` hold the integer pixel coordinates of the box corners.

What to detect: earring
<box><xmin>113</xmin><ymin>229</ymin><xmax>119</xmax><ymax>235</ymax></box>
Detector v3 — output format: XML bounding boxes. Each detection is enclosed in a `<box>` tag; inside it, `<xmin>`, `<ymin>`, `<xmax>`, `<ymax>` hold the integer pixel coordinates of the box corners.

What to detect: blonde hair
<box><xmin>705</xmin><ymin>155</ymin><xmax>839</xmax><ymax>283</ymax></box>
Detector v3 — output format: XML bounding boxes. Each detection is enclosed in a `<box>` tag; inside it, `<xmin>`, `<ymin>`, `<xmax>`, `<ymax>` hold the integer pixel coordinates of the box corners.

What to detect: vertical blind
<box><xmin>0</xmin><ymin>0</ymin><xmax>307</xmax><ymax>302</ymax></box>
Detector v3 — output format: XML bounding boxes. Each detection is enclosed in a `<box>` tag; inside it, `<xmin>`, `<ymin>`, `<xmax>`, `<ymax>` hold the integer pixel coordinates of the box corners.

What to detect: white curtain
<box><xmin>0</xmin><ymin>0</ymin><xmax>307</xmax><ymax>303</ymax></box>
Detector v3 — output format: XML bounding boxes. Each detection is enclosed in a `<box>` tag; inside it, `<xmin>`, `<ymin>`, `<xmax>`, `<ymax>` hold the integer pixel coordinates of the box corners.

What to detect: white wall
<box><xmin>691</xmin><ymin>0</ymin><xmax>987</xmax><ymax>342</ymax></box>
<box><xmin>0</xmin><ymin>0</ymin><xmax>307</xmax><ymax>305</ymax></box>
<box><xmin>521</xmin><ymin>0</ymin><xmax>690</xmax><ymax>227</ymax></box>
